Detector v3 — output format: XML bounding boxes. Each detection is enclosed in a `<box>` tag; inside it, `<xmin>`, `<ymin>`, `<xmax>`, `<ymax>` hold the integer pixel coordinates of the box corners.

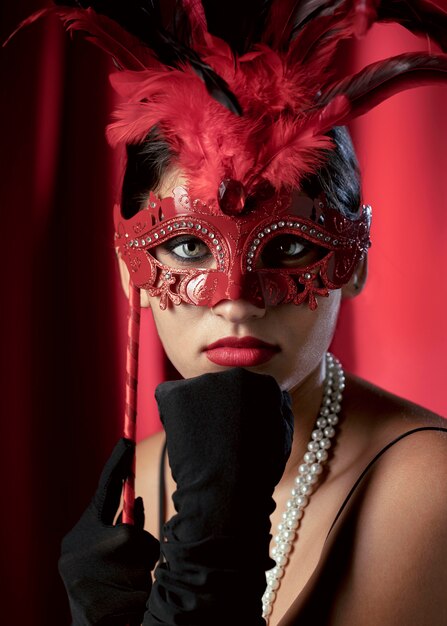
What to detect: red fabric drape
<box><xmin>1</xmin><ymin>5</ymin><xmax>445</xmax><ymax>625</ymax></box>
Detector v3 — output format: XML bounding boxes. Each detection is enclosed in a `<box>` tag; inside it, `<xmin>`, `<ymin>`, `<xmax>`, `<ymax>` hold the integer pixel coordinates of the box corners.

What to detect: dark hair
<box><xmin>121</xmin><ymin>126</ymin><xmax>361</xmax><ymax>220</ymax></box>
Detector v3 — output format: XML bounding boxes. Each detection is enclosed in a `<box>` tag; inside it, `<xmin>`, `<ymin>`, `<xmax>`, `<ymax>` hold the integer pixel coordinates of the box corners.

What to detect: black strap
<box><xmin>327</xmin><ymin>426</ymin><xmax>447</xmax><ymax>538</ymax></box>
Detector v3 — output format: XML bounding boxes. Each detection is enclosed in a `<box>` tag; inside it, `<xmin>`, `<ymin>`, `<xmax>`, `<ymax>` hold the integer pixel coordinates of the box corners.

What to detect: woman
<box><xmin>15</xmin><ymin>1</ymin><xmax>446</xmax><ymax>625</ymax></box>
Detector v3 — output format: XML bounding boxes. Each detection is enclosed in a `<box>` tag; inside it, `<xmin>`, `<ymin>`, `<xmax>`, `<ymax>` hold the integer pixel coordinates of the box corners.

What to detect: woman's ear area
<box><xmin>341</xmin><ymin>254</ymin><xmax>368</xmax><ymax>299</ymax></box>
<box><xmin>116</xmin><ymin>253</ymin><xmax>151</xmax><ymax>308</ymax></box>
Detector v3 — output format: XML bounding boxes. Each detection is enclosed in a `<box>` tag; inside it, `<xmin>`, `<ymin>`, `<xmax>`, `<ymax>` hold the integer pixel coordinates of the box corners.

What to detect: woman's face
<box><xmin>118</xmin><ymin>169</ymin><xmax>362</xmax><ymax>392</ymax></box>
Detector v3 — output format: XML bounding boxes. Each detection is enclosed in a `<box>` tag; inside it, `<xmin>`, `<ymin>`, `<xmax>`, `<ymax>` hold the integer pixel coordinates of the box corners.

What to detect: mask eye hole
<box><xmin>256</xmin><ymin>234</ymin><xmax>326</xmax><ymax>269</ymax></box>
<box><xmin>152</xmin><ymin>235</ymin><xmax>216</xmax><ymax>269</ymax></box>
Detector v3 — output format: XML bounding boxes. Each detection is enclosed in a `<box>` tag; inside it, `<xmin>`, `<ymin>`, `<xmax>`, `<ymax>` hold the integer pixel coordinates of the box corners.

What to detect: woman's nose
<box><xmin>211</xmin><ymin>298</ymin><xmax>266</xmax><ymax>323</ymax></box>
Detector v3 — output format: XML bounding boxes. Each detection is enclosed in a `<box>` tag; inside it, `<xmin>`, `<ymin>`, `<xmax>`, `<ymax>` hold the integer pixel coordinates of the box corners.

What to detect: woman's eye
<box><xmin>170</xmin><ymin>239</ymin><xmax>209</xmax><ymax>259</ymax></box>
<box><xmin>153</xmin><ymin>236</ymin><xmax>215</xmax><ymax>268</ymax></box>
<box><xmin>259</xmin><ymin>235</ymin><xmax>322</xmax><ymax>268</ymax></box>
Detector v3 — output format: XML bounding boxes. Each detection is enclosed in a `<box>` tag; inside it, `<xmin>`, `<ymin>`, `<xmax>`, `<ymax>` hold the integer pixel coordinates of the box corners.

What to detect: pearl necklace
<box><xmin>262</xmin><ymin>352</ymin><xmax>345</xmax><ymax>622</ymax></box>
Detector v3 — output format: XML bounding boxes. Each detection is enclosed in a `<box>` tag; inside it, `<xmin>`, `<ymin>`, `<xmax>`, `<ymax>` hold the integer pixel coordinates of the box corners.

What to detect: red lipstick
<box><xmin>204</xmin><ymin>336</ymin><xmax>279</xmax><ymax>367</ymax></box>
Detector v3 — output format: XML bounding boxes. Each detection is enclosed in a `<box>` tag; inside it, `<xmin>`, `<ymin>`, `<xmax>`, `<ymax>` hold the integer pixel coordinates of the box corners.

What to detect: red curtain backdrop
<box><xmin>1</xmin><ymin>4</ymin><xmax>446</xmax><ymax>624</ymax></box>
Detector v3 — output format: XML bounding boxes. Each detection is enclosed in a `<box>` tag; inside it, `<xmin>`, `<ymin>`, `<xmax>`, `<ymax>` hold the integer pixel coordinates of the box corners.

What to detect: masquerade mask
<box><xmin>114</xmin><ymin>184</ymin><xmax>371</xmax><ymax>310</ymax></box>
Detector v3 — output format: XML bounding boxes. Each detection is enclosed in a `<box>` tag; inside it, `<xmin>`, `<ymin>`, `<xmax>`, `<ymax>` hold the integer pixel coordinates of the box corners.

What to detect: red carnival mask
<box><xmin>114</xmin><ymin>184</ymin><xmax>371</xmax><ymax>310</ymax></box>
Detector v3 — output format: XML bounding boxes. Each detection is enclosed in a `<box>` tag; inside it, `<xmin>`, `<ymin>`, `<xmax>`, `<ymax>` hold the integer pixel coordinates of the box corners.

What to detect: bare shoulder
<box><xmin>341</xmin><ymin>373</ymin><xmax>446</xmax><ymax>462</ymax></box>
<box><xmin>135</xmin><ymin>430</ymin><xmax>166</xmax><ymax>538</ymax></box>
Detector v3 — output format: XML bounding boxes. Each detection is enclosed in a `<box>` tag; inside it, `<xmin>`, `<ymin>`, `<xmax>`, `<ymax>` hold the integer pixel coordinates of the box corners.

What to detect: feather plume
<box><xmin>377</xmin><ymin>0</ymin><xmax>447</xmax><ymax>52</ymax></box>
<box><xmin>11</xmin><ymin>0</ymin><xmax>447</xmax><ymax>200</ymax></box>
<box><xmin>317</xmin><ymin>53</ymin><xmax>447</xmax><ymax>120</ymax></box>
<box><xmin>53</xmin><ymin>1</ymin><xmax>242</xmax><ymax>114</ymax></box>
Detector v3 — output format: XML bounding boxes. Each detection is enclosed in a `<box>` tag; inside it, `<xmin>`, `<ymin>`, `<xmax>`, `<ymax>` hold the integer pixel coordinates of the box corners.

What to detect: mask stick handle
<box><xmin>122</xmin><ymin>281</ymin><xmax>141</xmax><ymax>524</ymax></box>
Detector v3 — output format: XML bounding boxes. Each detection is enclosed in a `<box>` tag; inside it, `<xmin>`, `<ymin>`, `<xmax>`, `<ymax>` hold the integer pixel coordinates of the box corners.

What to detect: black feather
<box><xmin>317</xmin><ymin>52</ymin><xmax>447</xmax><ymax>118</ymax></box>
<box><xmin>377</xmin><ymin>0</ymin><xmax>447</xmax><ymax>52</ymax></box>
<box><xmin>53</xmin><ymin>0</ymin><xmax>242</xmax><ymax>115</ymax></box>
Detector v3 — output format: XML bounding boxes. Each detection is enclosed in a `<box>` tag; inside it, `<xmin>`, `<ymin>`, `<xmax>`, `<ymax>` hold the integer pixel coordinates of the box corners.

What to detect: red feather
<box><xmin>15</xmin><ymin>0</ymin><xmax>447</xmax><ymax>200</ymax></box>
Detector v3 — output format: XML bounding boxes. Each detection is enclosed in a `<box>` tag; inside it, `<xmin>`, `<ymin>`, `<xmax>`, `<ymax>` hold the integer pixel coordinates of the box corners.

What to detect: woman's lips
<box><xmin>204</xmin><ymin>336</ymin><xmax>279</xmax><ymax>367</ymax></box>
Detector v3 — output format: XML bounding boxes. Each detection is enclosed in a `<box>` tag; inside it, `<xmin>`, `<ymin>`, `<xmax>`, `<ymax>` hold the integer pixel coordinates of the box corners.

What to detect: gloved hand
<box><xmin>58</xmin><ymin>438</ymin><xmax>160</xmax><ymax>626</ymax></box>
<box><xmin>144</xmin><ymin>368</ymin><xmax>294</xmax><ymax>626</ymax></box>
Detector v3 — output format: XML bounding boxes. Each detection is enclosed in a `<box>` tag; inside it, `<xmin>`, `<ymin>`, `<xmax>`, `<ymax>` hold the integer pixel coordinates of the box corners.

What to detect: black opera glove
<box><xmin>58</xmin><ymin>438</ymin><xmax>160</xmax><ymax>626</ymax></box>
<box><xmin>144</xmin><ymin>368</ymin><xmax>294</xmax><ymax>626</ymax></box>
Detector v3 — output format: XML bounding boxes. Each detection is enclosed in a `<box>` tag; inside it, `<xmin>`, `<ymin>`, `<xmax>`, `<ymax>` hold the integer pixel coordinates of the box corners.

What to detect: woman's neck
<box><xmin>284</xmin><ymin>358</ymin><xmax>326</xmax><ymax>480</ymax></box>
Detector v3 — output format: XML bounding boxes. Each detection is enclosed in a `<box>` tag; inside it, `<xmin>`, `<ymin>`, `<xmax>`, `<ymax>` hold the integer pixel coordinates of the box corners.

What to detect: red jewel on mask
<box><xmin>218</xmin><ymin>179</ymin><xmax>246</xmax><ymax>216</ymax></box>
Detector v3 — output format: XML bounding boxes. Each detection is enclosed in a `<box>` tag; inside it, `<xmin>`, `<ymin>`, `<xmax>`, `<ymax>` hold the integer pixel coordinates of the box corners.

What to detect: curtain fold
<box><xmin>1</xmin><ymin>5</ymin><xmax>445</xmax><ymax>625</ymax></box>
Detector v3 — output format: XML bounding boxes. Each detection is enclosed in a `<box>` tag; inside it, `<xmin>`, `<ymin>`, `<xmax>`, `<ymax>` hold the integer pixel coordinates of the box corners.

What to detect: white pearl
<box><xmin>272</xmin><ymin>565</ymin><xmax>285</xmax><ymax>579</ymax></box>
<box><xmin>327</xmin><ymin>414</ymin><xmax>339</xmax><ymax>425</ymax></box>
<box><xmin>276</xmin><ymin>554</ymin><xmax>289</xmax><ymax>566</ymax></box>
<box><xmin>264</xmin><ymin>589</ymin><xmax>276</xmax><ymax>603</ymax></box>
<box><xmin>319</xmin><ymin>438</ymin><xmax>331</xmax><ymax>449</ymax></box>
<box><xmin>320</xmin><ymin>407</ymin><xmax>330</xmax><ymax>416</ymax></box>
<box><xmin>263</xmin><ymin>603</ymin><xmax>273</xmax><ymax>616</ymax></box>
<box><xmin>304</xmin><ymin>451</ymin><xmax>316</xmax><ymax>463</ymax></box>
<box><xmin>324</xmin><ymin>426</ymin><xmax>335</xmax><ymax>438</ymax></box>
<box><xmin>299</xmin><ymin>463</ymin><xmax>309</xmax><ymax>474</ymax></box>
<box><xmin>294</xmin><ymin>475</ymin><xmax>307</xmax><ymax>486</ymax></box>
<box><xmin>316</xmin><ymin>449</ymin><xmax>328</xmax><ymax>462</ymax></box>
<box><xmin>269</xmin><ymin>578</ymin><xmax>280</xmax><ymax>590</ymax></box>
<box><xmin>287</xmin><ymin>508</ymin><xmax>303</xmax><ymax>520</ymax></box>
<box><xmin>285</xmin><ymin>518</ymin><xmax>299</xmax><ymax>530</ymax></box>
<box><xmin>330</xmin><ymin>402</ymin><xmax>341</xmax><ymax>412</ymax></box>
<box><xmin>278</xmin><ymin>542</ymin><xmax>292</xmax><ymax>554</ymax></box>
<box><xmin>311</xmin><ymin>429</ymin><xmax>323</xmax><ymax>441</ymax></box>
<box><xmin>300</xmin><ymin>483</ymin><xmax>313</xmax><ymax>495</ymax></box>
<box><xmin>308</xmin><ymin>441</ymin><xmax>320</xmax><ymax>452</ymax></box>
<box><xmin>310</xmin><ymin>462</ymin><xmax>323</xmax><ymax>475</ymax></box>
<box><xmin>316</xmin><ymin>417</ymin><xmax>328</xmax><ymax>428</ymax></box>
<box><xmin>281</xmin><ymin>530</ymin><xmax>295</xmax><ymax>542</ymax></box>
<box><xmin>296</xmin><ymin>495</ymin><xmax>309</xmax><ymax>507</ymax></box>
<box><xmin>305</xmin><ymin>473</ymin><xmax>318</xmax><ymax>484</ymax></box>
